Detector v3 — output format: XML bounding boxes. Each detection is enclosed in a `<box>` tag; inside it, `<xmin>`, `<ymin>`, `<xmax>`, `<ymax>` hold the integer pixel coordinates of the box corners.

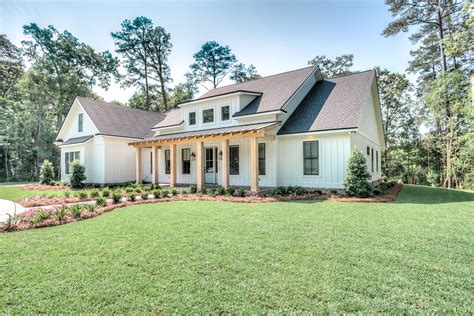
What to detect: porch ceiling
<box><xmin>129</xmin><ymin>121</ymin><xmax>279</xmax><ymax>148</ymax></box>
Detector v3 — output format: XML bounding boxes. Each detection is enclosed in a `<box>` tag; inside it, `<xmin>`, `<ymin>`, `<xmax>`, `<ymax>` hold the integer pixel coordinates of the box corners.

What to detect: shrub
<box><xmin>237</xmin><ymin>188</ymin><xmax>246</xmax><ymax>197</ymax></box>
<box><xmin>112</xmin><ymin>192</ymin><xmax>122</xmax><ymax>204</ymax></box>
<box><xmin>101</xmin><ymin>188</ymin><xmax>111</xmax><ymax>198</ymax></box>
<box><xmin>3</xmin><ymin>214</ymin><xmax>22</xmax><ymax>231</ymax></box>
<box><xmin>141</xmin><ymin>193</ymin><xmax>149</xmax><ymax>200</ymax></box>
<box><xmin>125</xmin><ymin>187</ymin><xmax>134</xmax><ymax>193</ymax></box>
<box><xmin>218</xmin><ymin>187</ymin><xmax>226</xmax><ymax>195</ymax></box>
<box><xmin>153</xmin><ymin>190</ymin><xmax>162</xmax><ymax>199</ymax></box>
<box><xmin>199</xmin><ymin>187</ymin><xmax>208</xmax><ymax>195</ymax></box>
<box><xmin>54</xmin><ymin>206</ymin><xmax>68</xmax><ymax>221</ymax></box>
<box><xmin>70</xmin><ymin>204</ymin><xmax>82</xmax><ymax>218</ymax></box>
<box><xmin>64</xmin><ymin>191</ymin><xmax>71</xmax><ymax>198</ymax></box>
<box><xmin>189</xmin><ymin>185</ymin><xmax>197</xmax><ymax>194</ymax></box>
<box><xmin>344</xmin><ymin>149</ymin><xmax>374</xmax><ymax>198</ymax></box>
<box><xmin>181</xmin><ymin>189</ymin><xmax>188</xmax><ymax>195</ymax></box>
<box><xmin>226</xmin><ymin>187</ymin><xmax>235</xmax><ymax>196</ymax></box>
<box><xmin>291</xmin><ymin>185</ymin><xmax>306</xmax><ymax>196</ymax></box>
<box><xmin>39</xmin><ymin>160</ymin><xmax>55</xmax><ymax>185</ymax></box>
<box><xmin>83</xmin><ymin>204</ymin><xmax>95</xmax><ymax>212</ymax></box>
<box><xmin>162</xmin><ymin>189</ymin><xmax>170</xmax><ymax>197</ymax></box>
<box><xmin>373</xmin><ymin>188</ymin><xmax>382</xmax><ymax>195</ymax></box>
<box><xmin>50</xmin><ymin>180</ymin><xmax>59</xmax><ymax>186</ymax></box>
<box><xmin>207</xmin><ymin>189</ymin><xmax>216</xmax><ymax>197</ymax></box>
<box><xmin>135</xmin><ymin>188</ymin><xmax>142</xmax><ymax>194</ymax></box>
<box><xmin>70</xmin><ymin>160</ymin><xmax>86</xmax><ymax>189</ymax></box>
<box><xmin>270</xmin><ymin>187</ymin><xmax>285</xmax><ymax>196</ymax></box>
<box><xmin>96</xmin><ymin>196</ymin><xmax>107</xmax><ymax>207</ymax></box>
<box><xmin>90</xmin><ymin>189</ymin><xmax>100</xmax><ymax>198</ymax></box>
<box><xmin>128</xmin><ymin>193</ymin><xmax>136</xmax><ymax>201</ymax></box>
<box><xmin>171</xmin><ymin>189</ymin><xmax>178</xmax><ymax>196</ymax></box>
<box><xmin>79</xmin><ymin>192</ymin><xmax>88</xmax><ymax>200</ymax></box>
<box><xmin>35</xmin><ymin>210</ymin><xmax>51</xmax><ymax>222</ymax></box>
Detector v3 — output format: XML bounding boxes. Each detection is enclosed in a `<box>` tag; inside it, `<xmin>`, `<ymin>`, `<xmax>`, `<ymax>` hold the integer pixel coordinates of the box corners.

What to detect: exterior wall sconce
<box><xmin>190</xmin><ymin>152</ymin><xmax>196</xmax><ymax>161</ymax></box>
<box><xmin>218</xmin><ymin>150</ymin><xmax>223</xmax><ymax>160</ymax></box>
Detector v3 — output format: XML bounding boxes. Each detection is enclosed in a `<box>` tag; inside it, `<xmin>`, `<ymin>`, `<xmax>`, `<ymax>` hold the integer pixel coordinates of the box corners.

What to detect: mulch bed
<box><xmin>328</xmin><ymin>183</ymin><xmax>403</xmax><ymax>203</ymax></box>
<box><xmin>18</xmin><ymin>196</ymin><xmax>94</xmax><ymax>207</ymax></box>
<box><xmin>22</xmin><ymin>184</ymin><xmax>69</xmax><ymax>191</ymax></box>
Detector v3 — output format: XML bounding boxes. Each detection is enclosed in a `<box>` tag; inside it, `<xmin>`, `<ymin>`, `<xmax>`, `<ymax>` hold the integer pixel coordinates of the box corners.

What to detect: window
<box><xmin>164</xmin><ymin>150</ymin><xmax>170</xmax><ymax>174</ymax></box>
<box><xmin>221</xmin><ymin>106</ymin><xmax>230</xmax><ymax>121</ymax></box>
<box><xmin>189</xmin><ymin>112</ymin><xmax>196</xmax><ymax>125</ymax></box>
<box><xmin>366</xmin><ymin>146</ymin><xmax>370</xmax><ymax>155</ymax></box>
<box><xmin>182</xmin><ymin>148</ymin><xmax>191</xmax><ymax>174</ymax></box>
<box><xmin>303</xmin><ymin>141</ymin><xmax>319</xmax><ymax>175</ymax></box>
<box><xmin>229</xmin><ymin>145</ymin><xmax>239</xmax><ymax>175</ymax></box>
<box><xmin>203</xmin><ymin>109</ymin><xmax>214</xmax><ymax>123</ymax></box>
<box><xmin>150</xmin><ymin>152</ymin><xmax>153</xmax><ymax>174</ymax></box>
<box><xmin>371</xmin><ymin>148</ymin><xmax>374</xmax><ymax>173</ymax></box>
<box><xmin>78</xmin><ymin>113</ymin><xmax>83</xmax><ymax>132</ymax></box>
<box><xmin>65</xmin><ymin>151</ymin><xmax>80</xmax><ymax>174</ymax></box>
<box><xmin>376</xmin><ymin>150</ymin><xmax>379</xmax><ymax>172</ymax></box>
<box><xmin>258</xmin><ymin>143</ymin><xmax>266</xmax><ymax>175</ymax></box>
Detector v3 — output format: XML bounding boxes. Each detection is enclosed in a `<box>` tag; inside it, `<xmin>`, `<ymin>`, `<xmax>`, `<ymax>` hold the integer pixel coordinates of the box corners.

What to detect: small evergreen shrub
<box><xmin>79</xmin><ymin>192</ymin><xmax>88</xmax><ymax>200</ymax></box>
<box><xmin>70</xmin><ymin>204</ymin><xmax>82</xmax><ymax>218</ymax></box>
<box><xmin>69</xmin><ymin>160</ymin><xmax>86</xmax><ymax>189</ymax></box>
<box><xmin>55</xmin><ymin>206</ymin><xmax>68</xmax><ymax>221</ymax></box>
<box><xmin>171</xmin><ymin>189</ymin><xmax>178</xmax><ymax>196</ymax></box>
<box><xmin>101</xmin><ymin>188</ymin><xmax>111</xmax><ymax>198</ymax></box>
<box><xmin>199</xmin><ymin>187</ymin><xmax>208</xmax><ymax>194</ymax></box>
<box><xmin>112</xmin><ymin>192</ymin><xmax>122</xmax><ymax>204</ymax></box>
<box><xmin>238</xmin><ymin>188</ymin><xmax>246</xmax><ymax>197</ymax></box>
<box><xmin>96</xmin><ymin>196</ymin><xmax>107</xmax><ymax>207</ymax></box>
<box><xmin>153</xmin><ymin>190</ymin><xmax>162</xmax><ymax>199</ymax></box>
<box><xmin>128</xmin><ymin>193</ymin><xmax>136</xmax><ymax>201</ymax></box>
<box><xmin>270</xmin><ymin>187</ymin><xmax>285</xmax><ymax>196</ymax></box>
<box><xmin>189</xmin><ymin>185</ymin><xmax>197</xmax><ymax>194</ymax></box>
<box><xmin>135</xmin><ymin>188</ymin><xmax>142</xmax><ymax>194</ymax></box>
<box><xmin>218</xmin><ymin>187</ymin><xmax>226</xmax><ymax>195</ymax></box>
<box><xmin>207</xmin><ymin>189</ymin><xmax>216</xmax><ymax>196</ymax></box>
<box><xmin>162</xmin><ymin>189</ymin><xmax>170</xmax><ymax>197</ymax></box>
<box><xmin>125</xmin><ymin>187</ymin><xmax>134</xmax><ymax>193</ymax></box>
<box><xmin>141</xmin><ymin>193</ymin><xmax>149</xmax><ymax>200</ymax></box>
<box><xmin>291</xmin><ymin>185</ymin><xmax>306</xmax><ymax>196</ymax></box>
<box><xmin>35</xmin><ymin>210</ymin><xmax>51</xmax><ymax>222</ymax></box>
<box><xmin>39</xmin><ymin>160</ymin><xmax>55</xmax><ymax>185</ymax></box>
<box><xmin>64</xmin><ymin>191</ymin><xmax>71</xmax><ymax>198</ymax></box>
<box><xmin>226</xmin><ymin>187</ymin><xmax>235</xmax><ymax>196</ymax></box>
<box><xmin>344</xmin><ymin>149</ymin><xmax>374</xmax><ymax>198</ymax></box>
<box><xmin>181</xmin><ymin>189</ymin><xmax>188</xmax><ymax>195</ymax></box>
<box><xmin>83</xmin><ymin>204</ymin><xmax>95</xmax><ymax>212</ymax></box>
<box><xmin>90</xmin><ymin>189</ymin><xmax>100</xmax><ymax>198</ymax></box>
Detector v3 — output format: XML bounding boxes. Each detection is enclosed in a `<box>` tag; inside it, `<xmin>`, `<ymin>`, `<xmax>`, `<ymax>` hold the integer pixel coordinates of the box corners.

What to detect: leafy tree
<box><xmin>167</xmin><ymin>81</ymin><xmax>198</xmax><ymax>108</ymax></box>
<box><xmin>0</xmin><ymin>34</ymin><xmax>23</xmax><ymax>98</ymax></box>
<box><xmin>112</xmin><ymin>17</ymin><xmax>172</xmax><ymax>110</ymax></box>
<box><xmin>39</xmin><ymin>159</ymin><xmax>54</xmax><ymax>184</ymax></box>
<box><xmin>70</xmin><ymin>160</ymin><xmax>86</xmax><ymax>188</ymax></box>
<box><xmin>344</xmin><ymin>150</ymin><xmax>373</xmax><ymax>197</ymax></box>
<box><xmin>186</xmin><ymin>41</ymin><xmax>237</xmax><ymax>90</ymax></box>
<box><xmin>230</xmin><ymin>63</ymin><xmax>261</xmax><ymax>83</ymax></box>
<box><xmin>307</xmin><ymin>54</ymin><xmax>354</xmax><ymax>77</ymax></box>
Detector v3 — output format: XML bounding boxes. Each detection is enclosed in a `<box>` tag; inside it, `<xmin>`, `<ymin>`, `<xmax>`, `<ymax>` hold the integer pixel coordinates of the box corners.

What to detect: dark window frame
<box><xmin>366</xmin><ymin>146</ymin><xmax>370</xmax><ymax>155</ymax></box>
<box><xmin>258</xmin><ymin>143</ymin><xmax>266</xmax><ymax>175</ymax></box>
<box><xmin>182</xmin><ymin>148</ymin><xmax>191</xmax><ymax>174</ymax></box>
<box><xmin>189</xmin><ymin>112</ymin><xmax>196</xmax><ymax>125</ymax></box>
<box><xmin>376</xmin><ymin>150</ymin><xmax>379</xmax><ymax>172</ymax></box>
<box><xmin>65</xmin><ymin>151</ymin><xmax>80</xmax><ymax>174</ymax></box>
<box><xmin>303</xmin><ymin>141</ymin><xmax>319</xmax><ymax>176</ymax></box>
<box><xmin>221</xmin><ymin>106</ymin><xmax>230</xmax><ymax>121</ymax></box>
<box><xmin>371</xmin><ymin>148</ymin><xmax>374</xmax><ymax>173</ymax></box>
<box><xmin>78</xmin><ymin>113</ymin><xmax>83</xmax><ymax>132</ymax></box>
<box><xmin>202</xmin><ymin>108</ymin><xmax>214</xmax><ymax>124</ymax></box>
<box><xmin>165</xmin><ymin>149</ymin><xmax>170</xmax><ymax>174</ymax></box>
<box><xmin>229</xmin><ymin>145</ymin><xmax>239</xmax><ymax>175</ymax></box>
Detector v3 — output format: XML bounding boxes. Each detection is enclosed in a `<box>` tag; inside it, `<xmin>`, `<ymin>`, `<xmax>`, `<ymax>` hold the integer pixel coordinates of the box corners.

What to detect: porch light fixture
<box><xmin>218</xmin><ymin>150</ymin><xmax>223</xmax><ymax>160</ymax></box>
<box><xmin>190</xmin><ymin>152</ymin><xmax>196</xmax><ymax>161</ymax></box>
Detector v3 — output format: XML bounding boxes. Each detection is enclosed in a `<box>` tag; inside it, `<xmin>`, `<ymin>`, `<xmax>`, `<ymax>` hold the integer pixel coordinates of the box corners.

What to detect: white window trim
<box><xmin>301</xmin><ymin>140</ymin><xmax>322</xmax><ymax>178</ymax></box>
<box><xmin>202</xmin><ymin>108</ymin><xmax>215</xmax><ymax>125</ymax></box>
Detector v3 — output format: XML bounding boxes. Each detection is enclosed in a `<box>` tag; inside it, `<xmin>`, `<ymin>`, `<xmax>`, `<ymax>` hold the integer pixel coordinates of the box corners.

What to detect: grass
<box><xmin>1</xmin><ymin>185</ymin><xmax>473</xmax><ymax>313</ymax></box>
<box><xmin>0</xmin><ymin>186</ymin><xmax>97</xmax><ymax>201</ymax></box>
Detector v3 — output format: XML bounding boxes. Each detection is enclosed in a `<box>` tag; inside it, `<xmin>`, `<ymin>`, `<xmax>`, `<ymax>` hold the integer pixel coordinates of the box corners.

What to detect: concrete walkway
<box><xmin>0</xmin><ymin>199</ymin><xmax>25</xmax><ymax>223</ymax></box>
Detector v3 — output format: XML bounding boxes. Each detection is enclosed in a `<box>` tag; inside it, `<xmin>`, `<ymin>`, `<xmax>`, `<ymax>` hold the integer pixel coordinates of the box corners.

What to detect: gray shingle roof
<box><xmin>143</xmin><ymin>121</ymin><xmax>279</xmax><ymax>142</ymax></box>
<box><xmin>77</xmin><ymin>97</ymin><xmax>165</xmax><ymax>139</ymax></box>
<box><xmin>152</xmin><ymin>108</ymin><xmax>183</xmax><ymax>129</ymax></box>
<box><xmin>199</xmin><ymin>66</ymin><xmax>317</xmax><ymax>116</ymax></box>
<box><xmin>58</xmin><ymin>135</ymin><xmax>93</xmax><ymax>146</ymax></box>
<box><xmin>278</xmin><ymin>70</ymin><xmax>376</xmax><ymax>135</ymax></box>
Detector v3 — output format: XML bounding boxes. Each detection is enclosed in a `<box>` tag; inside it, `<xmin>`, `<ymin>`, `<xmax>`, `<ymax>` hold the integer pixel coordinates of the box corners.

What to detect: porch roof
<box><xmin>56</xmin><ymin>135</ymin><xmax>93</xmax><ymax>146</ymax></box>
<box><xmin>129</xmin><ymin>121</ymin><xmax>279</xmax><ymax>147</ymax></box>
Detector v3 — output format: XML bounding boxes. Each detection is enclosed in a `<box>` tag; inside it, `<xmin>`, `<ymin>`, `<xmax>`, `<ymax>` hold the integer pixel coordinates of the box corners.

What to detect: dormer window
<box><xmin>78</xmin><ymin>113</ymin><xmax>83</xmax><ymax>132</ymax></box>
<box><xmin>203</xmin><ymin>109</ymin><xmax>214</xmax><ymax>123</ymax></box>
<box><xmin>221</xmin><ymin>106</ymin><xmax>230</xmax><ymax>121</ymax></box>
<box><xmin>189</xmin><ymin>112</ymin><xmax>196</xmax><ymax>125</ymax></box>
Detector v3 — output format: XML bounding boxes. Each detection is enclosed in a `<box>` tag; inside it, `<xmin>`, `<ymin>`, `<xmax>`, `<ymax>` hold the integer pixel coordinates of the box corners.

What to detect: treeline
<box><xmin>1</xmin><ymin>2</ymin><xmax>473</xmax><ymax>190</ymax></box>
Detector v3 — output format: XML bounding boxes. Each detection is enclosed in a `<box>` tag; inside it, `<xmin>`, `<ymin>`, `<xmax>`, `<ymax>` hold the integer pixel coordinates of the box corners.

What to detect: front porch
<box><xmin>129</xmin><ymin>122</ymin><xmax>278</xmax><ymax>192</ymax></box>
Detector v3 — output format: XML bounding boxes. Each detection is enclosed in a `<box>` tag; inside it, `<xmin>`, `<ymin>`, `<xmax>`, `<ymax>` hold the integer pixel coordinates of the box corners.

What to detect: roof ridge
<box><xmin>76</xmin><ymin>96</ymin><xmax>164</xmax><ymax>116</ymax></box>
<box><xmin>326</xmin><ymin>69</ymin><xmax>375</xmax><ymax>80</ymax></box>
<box><xmin>199</xmin><ymin>65</ymin><xmax>316</xmax><ymax>96</ymax></box>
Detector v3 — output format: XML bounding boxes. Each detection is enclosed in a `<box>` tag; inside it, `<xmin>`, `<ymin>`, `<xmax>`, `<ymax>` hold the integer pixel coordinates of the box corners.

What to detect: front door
<box><xmin>205</xmin><ymin>147</ymin><xmax>218</xmax><ymax>184</ymax></box>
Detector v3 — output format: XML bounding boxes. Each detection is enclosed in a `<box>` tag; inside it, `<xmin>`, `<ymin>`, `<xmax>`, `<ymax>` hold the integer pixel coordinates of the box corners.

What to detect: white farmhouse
<box><xmin>56</xmin><ymin>66</ymin><xmax>385</xmax><ymax>191</ymax></box>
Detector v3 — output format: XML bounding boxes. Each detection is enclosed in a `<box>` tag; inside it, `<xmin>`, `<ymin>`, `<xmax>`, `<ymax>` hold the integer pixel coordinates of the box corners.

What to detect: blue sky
<box><xmin>0</xmin><ymin>0</ymin><xmax>413</xmax><ymax>102</ymax></box>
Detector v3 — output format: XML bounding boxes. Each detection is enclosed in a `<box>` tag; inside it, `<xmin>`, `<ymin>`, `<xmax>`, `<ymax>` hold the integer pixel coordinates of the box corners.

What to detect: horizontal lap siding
<box><xmin>276</xmin><ymin>134</ymin><xmax>350</xmax><ymax>188</ymax></box>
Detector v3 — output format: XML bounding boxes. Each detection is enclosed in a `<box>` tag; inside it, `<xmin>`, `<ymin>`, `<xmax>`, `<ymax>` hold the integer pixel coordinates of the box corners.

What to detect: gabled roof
<box><xmin>76</xmin><ymin>97</ymin><xmax>165</xmax><ymax>139</ymax></box>
<box><xmin>278</xmin><ymin>70</ymin><xmax>376</xmax><ymax>135</ymax></box>
<box><xmin>199</xmin><ymin>66</ymin><xmax>317</xmax><ymax>116</ymax></box>
<box><xmin>152</xmin><ymin>108</ymin><xmax>183</xmax><ymax>129</ymax></box>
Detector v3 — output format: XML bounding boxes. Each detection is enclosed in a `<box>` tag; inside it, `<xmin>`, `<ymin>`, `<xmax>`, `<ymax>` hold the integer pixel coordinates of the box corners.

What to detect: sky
<box><xmin>0</xmin><ymin>0</ymin><xmax>413</xmax><ymax>103</ymax></box>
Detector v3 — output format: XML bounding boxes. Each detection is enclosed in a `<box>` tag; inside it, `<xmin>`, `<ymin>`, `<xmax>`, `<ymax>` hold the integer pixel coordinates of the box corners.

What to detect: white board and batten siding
<box><xmin>277</xmin><ymin>132</ymin><xmax>351</xmax><ymax>189</ymax></box>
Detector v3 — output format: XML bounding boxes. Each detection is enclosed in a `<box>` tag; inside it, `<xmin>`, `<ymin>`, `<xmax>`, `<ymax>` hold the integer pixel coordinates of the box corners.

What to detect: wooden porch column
<box><xmin>250</xmin><ymin>137</ymin><xmax>259</xmax><ymax>192</ymax></box>
<box><xmin>135</xmin><ymin>147</ymin><xmax>142</xmax><ymax>184</ymax></box>
<box><xmin>221</xmin><ymin>139</ymin><xmax>229</xmax><ymax>188</ymax></box>
<box><xmin>196</xmin><ymin>141</ymin><xmax>204</xmax><ymax>190</ymax></box>
<box><xmin>151</xmin><ymin>145</ymin><xmax>158</xmax><ymax>185</ymax></box>
<box><xmin>170</xmin><ymin>144</ymin><xmax>176</xmax><ymax>187</ymax></box>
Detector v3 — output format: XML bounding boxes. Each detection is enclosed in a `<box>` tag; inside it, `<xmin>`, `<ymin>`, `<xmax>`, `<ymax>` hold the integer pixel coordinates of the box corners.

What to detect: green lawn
<box><xmin>0</xmin><ymin>186</ymin><xmax>67</xmax><ymax>201</ymax></box>
<box><xmin>1</xmin><ymin>185</ymin><xmax>473</xmax><ymax>313</ymax></box>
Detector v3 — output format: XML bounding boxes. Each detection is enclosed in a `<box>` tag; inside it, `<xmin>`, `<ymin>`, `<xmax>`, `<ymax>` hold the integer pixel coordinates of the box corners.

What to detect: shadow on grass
<box><xmin>281</xmin><ymin>199</ymin><xmax>326</xmax><ymax>204</ymax></box>
<box><xmin>394</xmin><ymin>184</ymin><xmax>474</xmax><ymax>204</ymax></box>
